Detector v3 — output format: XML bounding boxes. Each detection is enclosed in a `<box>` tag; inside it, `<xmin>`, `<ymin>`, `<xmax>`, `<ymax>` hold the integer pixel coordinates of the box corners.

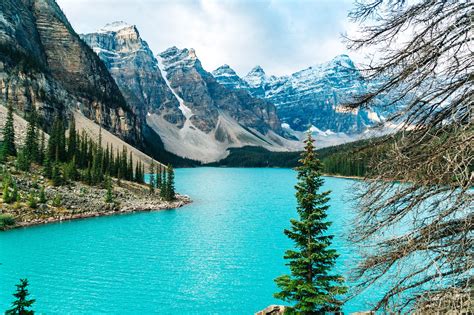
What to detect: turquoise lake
<box><xmin>0</xmin><ymin>168</ymin><xmax>381</xmax><ymax>314</ymax></box>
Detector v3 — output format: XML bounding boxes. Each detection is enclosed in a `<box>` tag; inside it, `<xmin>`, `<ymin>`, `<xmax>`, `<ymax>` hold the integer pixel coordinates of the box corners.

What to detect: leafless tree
<box><xmin>345</xmin><ymin>0</ymin><xmax>473</xmax><ymax>312</ymax></box>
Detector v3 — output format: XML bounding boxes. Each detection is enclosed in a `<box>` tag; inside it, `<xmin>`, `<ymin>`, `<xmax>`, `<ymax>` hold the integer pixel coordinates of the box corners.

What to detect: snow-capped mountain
<box><xmin>83</xmin><ymin>24</ymin><xmax>300</xmax><ymax>162</ymax></box>
<box><xmin>213</xmin><ymin>55</ymin><xmax>386</xmax><ymax>135</ymax></box>
<box><xmin>81</xmin><ymin>22</ymin><xmax>184</xmax><ymax>129</ymax></box>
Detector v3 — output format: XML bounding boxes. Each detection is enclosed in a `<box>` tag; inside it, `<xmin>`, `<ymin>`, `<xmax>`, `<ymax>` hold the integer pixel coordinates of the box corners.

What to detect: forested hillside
<box><xmin>209</xmin><ymin>137</ymin><xmax>389</xmax><ymax>177</ymax></box>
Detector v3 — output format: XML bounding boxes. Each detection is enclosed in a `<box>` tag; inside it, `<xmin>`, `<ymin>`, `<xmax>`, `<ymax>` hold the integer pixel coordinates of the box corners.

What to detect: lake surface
<box><xmin>0</xmin><ymin>168</ymin><xmax>381</xmax><ymax>314</ymax></box>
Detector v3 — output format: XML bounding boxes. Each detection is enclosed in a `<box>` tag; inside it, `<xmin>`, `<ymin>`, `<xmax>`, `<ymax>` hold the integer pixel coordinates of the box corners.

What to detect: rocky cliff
<box><xmin>84</xmin><ymin>23</ymin><xmax>299</xmax><ymax>162</ymax></box>
<box><xmin>81</xmin><ymin>22</ymin><xmax>184</xmax><ymax>129</ymax></box>
<box><xmin>0</xmin><ymin>0</ymin><xmax>139</xmax><ymax>144</ymax></box>
<box><xmin>213</xmin><ymin>55</ymin><xmax>386</xmax><ymax>135</ymax></box>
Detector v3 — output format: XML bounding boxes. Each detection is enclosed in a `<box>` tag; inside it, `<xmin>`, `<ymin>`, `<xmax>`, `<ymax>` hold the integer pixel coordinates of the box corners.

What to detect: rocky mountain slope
<box><xmin>83</xmin><ymin>23</ymin><xmax>300</xmax><ymax>162</ymax></box>
<box><xmin>213</xmin><ymin>55</ymin><xmax>386</xmax><ymax>135</ymax></box>
<box><xmin>0</xmin><ymin>0</ymin><xmax>140</xmax><ymax>145</ymax></box>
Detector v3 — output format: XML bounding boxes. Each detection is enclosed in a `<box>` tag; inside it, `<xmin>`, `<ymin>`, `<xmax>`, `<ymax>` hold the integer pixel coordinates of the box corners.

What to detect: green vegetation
<box><xmin>0</xmin><ymin>214</ymin><xmax>16</xmax><ymax>229</ymax></box>
<box><xmin>52</xmin><ymin>194</ymin><xmax>62</xmax><ymax>207</ymax></box>
<box><xmin>5</xmin><ymin>279</ymin><xmax>35</xmax><ymax>315</ymax></box>
<box><xmin>274</xmin><ymin>134</ymin><xmax>346</xmax><ymax>313</ymax></box>
<box><xmin>2</xmin><ymin>104</ymin><xmax>17</xmax><ymax>159</ymax></box>
<box><xmin>209</xmin><ymin>137</ymin><xmax>389</xmax><ymax>178</ymax></box>
<box><xmin>104</xmin><ymin>176</ymin><xmax>114</xmax><ymax>203</ymax></box>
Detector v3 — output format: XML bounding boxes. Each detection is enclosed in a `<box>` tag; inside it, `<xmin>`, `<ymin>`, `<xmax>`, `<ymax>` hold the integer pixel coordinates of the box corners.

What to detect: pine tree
<box><xmin>2</xmin><ymin>173</ymin><xmax>12</xmax><ymax>204</ymax></box>
<box><xmin>2</xmin><ymin>104</ymin><xmax>17</xmax><ymax>158</ymax></box>
<box><xmin>67</xmin><ymin>115</ymin><xmax>77</xmax><ymax>161</ymax></box>
<box><xmin>104</xmin><ymin>175</ymin><xmax>114</xmax><ymax>203</ymax></box>
<box><xmin>24</xmin><ymin>106</ymin><xmax>39</xmax><ymax>164</ymax></box>
<box><xmin>11</xmin><ymin>182</ymin><xmax>19</xmax><ymax>203</ymax></box>
<box><xmin>274</xmin><ymin>133</ymin><xmax>346</xmax><ymax>313</ymax></box>
<box><xmin>16</xmin><ymin>147</ymin><xmax>30</xmax><ymax>171</ymax></box>
<box><xmin>27</xmin><ymin>192</ymin><xmax>38</xmax><ymax>209</ymax></box>
<box><xmin>6</xmin><ymin>278</ymin><xmax>35</xmax><ymax>315</ymax></box>
<box><xmin>38</xmin><ymin>132</ymin><xmax>45</xmax><ymax>165</ymax></box>
<box><xmin>39</xmin><ymin>186</ymin><xmax>47</xmax><ymax>204</ymax></box>
<box><xmin>160</xmin><ymin>171</ymin><xmax>167</xmax><ymax>199</ymax></box>
<box><xmin>149</xmin><ymin>161</ymin><xmax>155</xmax><ymax>194</ymax></box>
<box><xmin>134</xmin><ymin>162</ymin><xmax>140</xmax><ymax>183</ymax></box>
<box><xmin>126</xmin><ymin>152</ymin><xmax>132</xmax><ymax>181</ymax></box>
<box><xmin>165</xmin><ymin>164</ymin><xmax>175</xmax><ymax>201</ymax></box>
<box><xmin>156</xmin><ymin>165</ymin><xmax>162</xmax><ymax>190</ymax></box>
<box><xmin>43</xmin><ymin>156</ymin><xmax>52</xmax><ymax>179</ymax></box>
<box><xmin>51</xmin><ymin>163</ymin><xmax>62</xmax><ymax>186</ymax></box>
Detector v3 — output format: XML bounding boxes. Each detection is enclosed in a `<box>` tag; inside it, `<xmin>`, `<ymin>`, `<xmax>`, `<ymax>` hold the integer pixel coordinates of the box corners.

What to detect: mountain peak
<box><xmin>212</xmin><ymin>64</ymin><xmax>238</xmax><ymax>76</ymax></box>
<box><xmin>248</xmin><ymin>65</ymin><xmax>265</xmax><ymax>75</ymax></box>
<box><xmin>99</xmin><ymin>21</ymin><xmax>134</xmax><ymax>33</ymax></box>
<box><xmin>329</xmin><ymin>54</ymin><xmax>355</xmax><ymax>69</ymax></box>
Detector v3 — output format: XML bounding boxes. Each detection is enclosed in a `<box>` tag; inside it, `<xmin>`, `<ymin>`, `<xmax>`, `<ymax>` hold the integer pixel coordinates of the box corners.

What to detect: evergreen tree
<box><xmin>24</xmin><ymin>106</ymin><xmax>39</xmax><ymax>164</ymax></box>
<box><xmin>2</xmin><ymin>173</ymin><xmax>12</xmax><ymax>204</ymax></box>
<box><xmin>140</xmin><ymin>163</ymin><xmax>145</xmax><ymax>184</ymax></box>
<box><xmin>38</xmin><ymin>132</ymin><xmax>45</xmax><ymax>165</ymax></box>
<box><xmin>27</xmin><ymin>192</ymin><xmax>37</xmax><ymax>209</ymax></box>
<box><xmin>51</xmin><ymin>163</ymin><xmax>62</xmax><ymax>186</ymax></box>
<box><xmin>43</xmin><ymin>156</ymin><xmax>52</xmax><ymax>179</ymax></box>
<box><xmin>67</xmin><ymin>115</ymin><xmax>77</xmax><ymax>160</ymax></box>
<box><xmin>5</xmin><ymin>278</ymin><xmax>35</xmax><ymax>315</ymax></box>
<box><xmin>63</xmin><ymin>157</ymin><xmax>78</xmax><ymax>182</ymax></box>
<box><xmin>160</xmin><ymin>171</ymin><xmax>167</xmax><ymax>199</ymax></box>
<box><xmin>128</xmin><ymin>152</ymin><xmax>133</xmax><ymax>181</ymax></box>
<box><xmin>39</xmin><ymin>186</ymin><xmax>47</xmax><ymax>204</ymax></box>
<box><xmin>104</xmin><ymin>175</ymin><xmax>114</xmax><ymax>203</ymax></box>
<box><xmin>156</xmin><ymin>165</ymin><xmax>162</xmax><ymax>190</ymax></box>
<box><xmin>134</xmin><ymin>162</ymin><xmax>140</xmax><ymax>183</ymax></box>
<box><xmin>2</xmin><ymin>104</ymin><xmax>17</xmax><ymax>158</ymax></box>
<box><xmin>274</xmin><ymin>133</ymin><xmax>346</xmax><ymax>313</ymax></box>
<box><xmin>16</xmin><ymin>148</ymin><xmax>30</xmax><ymax>171</ymax></box>
<box><xmin>149</xmin><ymin>161</ymin><xmax>155</xmax><ymax>194</ymax></box>
<box><xmin>165</xmin><ymin>164</ymin><xmax>175</xmax><ymax>201</ymax></box>
<box><xmin>11</xmin><ymin>182</ymin><xmax>19</xmax><ymax>203</ymax></box>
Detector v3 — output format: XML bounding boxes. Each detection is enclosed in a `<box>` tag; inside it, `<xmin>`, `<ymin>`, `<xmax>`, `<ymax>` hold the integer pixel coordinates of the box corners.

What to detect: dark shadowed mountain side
<box><xmin>0</xmin><ymin>0</ymin><xmax>140</xmax><ymax>145</ymax></box>
<box><xmin>83</xmin><ymin>22</ymin><xmax>301</xmax><ymax>163</ymax></box>
<box><xmin>209</xmin><ymin>137</ymin><xmax>390</xmax><ymax>177</ymax></box>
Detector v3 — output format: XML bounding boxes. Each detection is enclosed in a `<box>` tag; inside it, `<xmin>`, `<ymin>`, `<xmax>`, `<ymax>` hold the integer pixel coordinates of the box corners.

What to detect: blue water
<box><xmin>0</xmin><ymin>168</ymin><xmax>380</xmax><ymax>314</ymax></box>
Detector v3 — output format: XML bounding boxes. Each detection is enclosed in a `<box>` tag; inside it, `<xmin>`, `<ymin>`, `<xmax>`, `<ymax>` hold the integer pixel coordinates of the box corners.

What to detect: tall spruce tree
<box><xmin>2</xmin><ymin>104</ymin><xmax>17</xmax><ymax>158</ymax></box>
<box><xmin>165</xmin><ymin>164</ymin><xmax>175</xmax><ymax>201</ymax></box>
<box><xmin>38</xmin><ymin>132</ymin><xmax>45</xmax><ymax>165</ymax></box>
<box><xmin>160</xmin><ymin>170</ymin><xmax>167</xmax><ymax>199</ymax></box>
<box><xmin>274</xmin><ymin>133</ymin><xmax>346</xmax><ymax>313</ymax></box>
<box><xmin>67</xmin><ymin>115</ymin><xmax>77</xmax><ymax>160</ymax></box>
<box><xmin>6</xmin><ymin>278</ymin><xmax>35</xmax><ymax>315</ymax></box>
<box><xmin>156</xmin><ymin>165</ymin><xmax>162</xmax><ymax>190</ymax></box>
<box><xmin>149</xmin><ymin>161</ymin><xmax>155</xmax><ymax>194</ymax></box>
<box><xmin>24</xmin><ymin>106</ymin><xmax>39</xmax><ymax>164</ymax></box>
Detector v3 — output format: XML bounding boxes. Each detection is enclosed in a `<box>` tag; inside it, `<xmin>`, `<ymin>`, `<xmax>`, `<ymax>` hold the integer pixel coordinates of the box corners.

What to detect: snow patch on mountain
<box><xmin>99</xmin><ymin>21</ymin><xmax>133</xmax><ymax>33</ymax></box>
<box><xmin>156</xmin><ymin>54</ymin><xmax>192</xmax><ymax>119</ymax></box>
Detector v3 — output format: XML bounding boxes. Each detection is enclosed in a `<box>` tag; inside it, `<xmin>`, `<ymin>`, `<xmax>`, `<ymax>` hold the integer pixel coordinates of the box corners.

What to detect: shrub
<box><xmin>0</xmin><ymin>214</ymin><xmax>15</xmax><ymax>228</ymax></box>
<box><xmin>39</xmin><ymin>186</ymin><xmax>47</xmax><ymax>204</ymax></box>
<box><xmin>52</xmin><ymin>194</ymin><xmax>61</xmax><ymax>207</ymax></box>
<box><xmin>27</xmin><ymin>192</ymin><xmax>38</xmax><ymax>209</ymax></box>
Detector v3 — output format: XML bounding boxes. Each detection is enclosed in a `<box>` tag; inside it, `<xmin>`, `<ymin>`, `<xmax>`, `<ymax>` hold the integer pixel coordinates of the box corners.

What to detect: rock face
<box><xmin>0</xmin><ymin>0</ymin><xmax>139</xmax><ymax>144</ymax></box>
<box><xmin>213</xmin><ymin>55</ymin><xmax>386</xmax><ymax>134</ymax></box>
<box><xmin>81</xmin><ymin>22</ymin><xmax>185</xmax><ymax>129</ymax></box>
<box><xmin>158</xmin><ymin>46</ymin><xmax>283</xmax><ymax>135</ymax></box>
<box><xmin>83</xmin><ymin>23</ymin><xmax>300</xmax><ymax>162</ymax></box>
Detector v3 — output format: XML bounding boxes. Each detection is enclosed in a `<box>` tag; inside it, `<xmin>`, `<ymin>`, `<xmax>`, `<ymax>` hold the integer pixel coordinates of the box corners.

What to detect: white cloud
<box><xmin>57</xmin><ymin>0</ymin><xmax>364</xmax><ymax>76</ymax></box>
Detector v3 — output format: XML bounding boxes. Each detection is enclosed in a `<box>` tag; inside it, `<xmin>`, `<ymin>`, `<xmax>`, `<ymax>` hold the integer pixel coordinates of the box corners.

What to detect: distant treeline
<box><xmin>209</xmin><ymin>137</ymin><xmax>390</xmax><ymax>178</ymax></box>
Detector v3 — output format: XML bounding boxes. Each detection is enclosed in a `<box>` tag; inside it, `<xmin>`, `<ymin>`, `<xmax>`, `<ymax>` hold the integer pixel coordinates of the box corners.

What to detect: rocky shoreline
<box><xmin>11</xmin><ymin>195</ymin><xmax>191</xmax><ymax>230</ymax></box>
<box><xmin>0</xmin><ymin>168</ymin><xmax>191</xmax><ymax>231</ymax></box>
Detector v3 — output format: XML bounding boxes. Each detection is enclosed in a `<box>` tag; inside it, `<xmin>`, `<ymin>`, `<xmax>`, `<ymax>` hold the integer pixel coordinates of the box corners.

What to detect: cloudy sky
<box><xmin>57</xmin><ymin>0</ymin><xmax>362</xmax><ymax>76</ymax></box>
